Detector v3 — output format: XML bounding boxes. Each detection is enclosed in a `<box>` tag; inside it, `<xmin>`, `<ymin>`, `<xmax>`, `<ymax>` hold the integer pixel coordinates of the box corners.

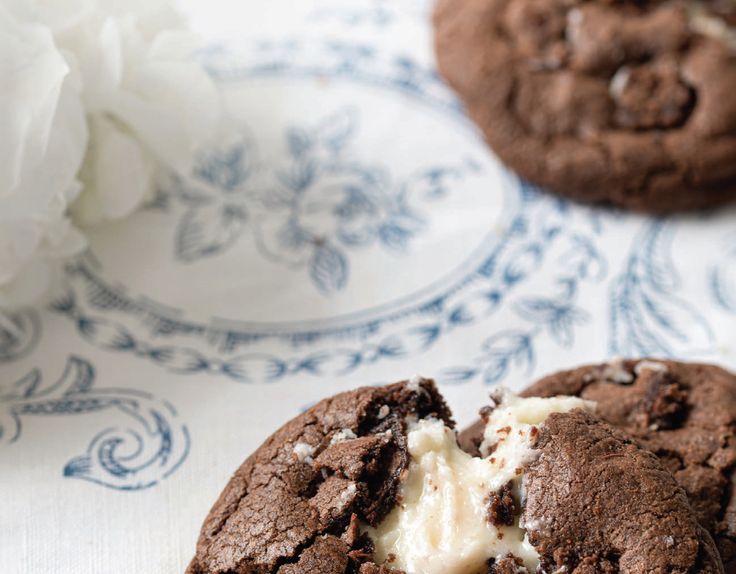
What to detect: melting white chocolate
<box><xmin>634</xmin><ymin>360</ymin><xmax>668</xmax><ymax>375</ymax></box>
<box><xmin>688</xmin><ymin>1</ymin><xmax>736</xmax><ymax>52</ymax></box>
<box><xmin>367</xmin><ymin>393</ymin><xmax>595</xmax><ymax>574</ymax></box>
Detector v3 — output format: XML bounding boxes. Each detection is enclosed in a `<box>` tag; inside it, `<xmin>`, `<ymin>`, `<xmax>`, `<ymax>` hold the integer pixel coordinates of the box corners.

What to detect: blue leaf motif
<box><xmin>335</xmin><ymin>186</ymin><xmax>379</xmax><ymax>221</ymax></box>
<box><xmin>710</xmin><ymin>242</ymin><xmax>736</xmax><ymax>313</ymax></box>
<box><xmin>222</xmin><ymin>354</ymin><xmax>289</xmax><ymax>382</ymax></box>
<box><xmin>515</xmin><ymin>297</ymin><xmax>588</xmax><ymax>348</ymax></box>
<box><xmin>278</xmin><ymin>160</ymin><xmax>316</xmax><ymax>193</ymax></box>
<box><xmin>375</xmin><ymin>337</ymin><xmax>406</xmax><ymax>359</ymax></box>
<box><xmin>447</xmin><ymin>290</ymin><xmax>502</xmax><ymax>325</ymax></box>
<box><xmin>611</xmin><ymin>280</ymin><xmax>713</xmax><ymax>356</ymax></box>
<box><xmin>0</xmin><ymin>310</ymin><xmax>41</xmax><ymax>362</ymax></box>
<box><xmin>307</xmin><ymin>349</ymin><xmax>363</xmax><ymax>377</ymax></box>
<box><xmin>288</xmin><ymin>128</ymin><xmax>312</xmax><ymax>159</ymax></box>
<box><xmin>310</xmin><ymin>244</ymin><xmax>348</xmax><ymax>294</ymax></box>
<box><xmin>293</xmin><ymin>352</ymin><xmax>332</xmax><ymax>375</ymax></box>
<box><xmin>411</xmin><ymin>325</ymin><xmax>443</xmax><ymax>349</ymax></box>
<box><xmin>515</xmin><ymin>297</ymin><xmax>559</xmax><ymax>320</ymax></box>
<box><xmin>277</xmin><ymin>218</ymin><xmax>311</xmax><ymax>251</ymax></box>
<box><xmin>482</xmin><ymin>356</ymin><xmax>510</xmax><ymax>385</ymax></box>
<box><xmin>479</xmin><ymin>332</ymin><xmax>534</xmax><ymax>385</ymax></box>
<box><xmin>610</xmin><ymin>222</ymin><xmax>714</xmax><ymax>356</ymax></box>
<box><xmin>64</xmin><ymin>455</ymin><xmax>92</xmax><ymax>477</ymax></box>
<box><xmin>519</xmin><ymin>180</ymin><xmax>544</xmax><ymax>202</ymax></box>
<box><xmin>78</xmin><ymin>318</ymin><xmax>136</xmax><ymax>352</ymax></box>
<box><xmin>440</xmin><ymin>367</ymin><xmax>480</xmax><ymax>385</ymax></box>
<box><xmin>394</xmin><ymin>57</ymin><xmax>422</xmax><ymax>90</ymax></box>
<box><xmin>314</xmin><ymin>108</ymin><xmax>356</xmax><ymax>153</ymax></box>
<box><xmin>503</xmin><ymin>244</ymin><xmax>544</xmax><ymax>286</ymax></box>
<box><xmin>378</xmin><ymin>221</ymin><xmax>414</xmax><ymax>252</ymax></box>
<box><xmin>195</xmin><ymin>141</ymin><xmax>253</xmax><ymax>192</ymax></box>
<box><xmin>176</xmin><ymin>202</ymin><xmax>249</xmax><ymax>262</ymax></box>
<box><xmin>403</xmin><ymin>167</ymin><xmax>461</xmax><ymax>202</ymax></box>
<box><xmin>642</xmin><ymin>223</ymin><xmax>679</xmax><ymax>292</ymax></box>
<box><xmin>150</xmin><ymin>347</ymin><xmax>209</xmax><ymax>374</ymax></box>
<box><xmin>559</xmin><ymin>234</ymin><xmax>606</xmax><ymax>281</ymax></box>
<box><xmin>0</xmin><ymin>370</ymin><xmax>40</xmax><ymax>403</ymax></box>
<box><xmin>337</xmin><ymin>226</ymin><xmax>376</xmax><ymax>247</ymax></box>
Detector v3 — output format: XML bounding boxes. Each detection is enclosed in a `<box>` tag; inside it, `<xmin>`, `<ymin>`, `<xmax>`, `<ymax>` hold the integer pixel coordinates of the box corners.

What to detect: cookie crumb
<box><xmin>689</xmin><ymin>4</ymin><xmax>736</xmax><ymax>52</ymax></box>
<box><xmin>489</xmin><ymin>553</ymin><xmax>529</xmax><ymax>574</ymax></box>
<box><xmin>602</xmin><ymin>358</ymin><xmax>634</xmax><ymax>384</ymax></box>
<box><xmin>339</xmin><ymin>483</ymin><xmax>358</xmax><ymax>505</ymax></box>
<box><xmin>609</xmin><ymin>66</ymin><xmax>631</xmax><ymax>98</ymax></box>
<box><xmin>566</xmin><ymin>8</ymin><xmax>584</xmax><ymax>44</ymax></box>
<box><xmin>638</xmin><ymin>371</ymin><xmax>689</xmax><ymax>430</ymax></box>
<box><xmin>407</xmin><ymin>375</ymin><xmax>424</xmax><ymax>392</ymax></box>
<box><xmin>293</xmin><ymin>442</ymin><xmax>316</xmax><ymax>464</ymax></box>
<box><xmin>377</xmin><ymin>405</ymin><xmax>390</xmax><ymax>420</ymax></box>
<box><xmin>330</xmin><ymin>428</ymin><xmax>358</xmax><ymax>445</ymax></box>
<box><xmin>634</xmin><ymin>360</ymin><xmax>668</xmax><ymax>376</ymax></box>
<box><xmin>487</xmin><ymin>482</ymin><xmax>518</xmax><ymax>527</ymax></box>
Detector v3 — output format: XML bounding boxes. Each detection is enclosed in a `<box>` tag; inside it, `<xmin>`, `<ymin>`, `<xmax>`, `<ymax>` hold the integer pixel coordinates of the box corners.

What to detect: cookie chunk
<box><xmin>460</xmin><ymin>359</ymin><xmax>736</xmax><ymax>571</ymax></box>
<box><xmin>434</xmin><ymin>0</ymin><xmax>736</xmax><ymax>212</ymax></box>
<box><xmin>187</xmin><ymin>378</ymin><xmax>724</xmax><ymax>573</ymax></box>
<box><xmin>186</xmin><ymin>379</ymin><xmax>452</xmax><ymax>574</ymax></box>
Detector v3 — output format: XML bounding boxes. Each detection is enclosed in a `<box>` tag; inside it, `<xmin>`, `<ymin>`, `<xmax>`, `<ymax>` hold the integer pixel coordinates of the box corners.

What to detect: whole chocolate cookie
<box><xmin>434</xmin><ymin>0</ymin><xmax>736</xmax><ymax>212</ymax></box>
<box><xmin>187</xmin><ymin>378</ymin><xmax>724</xmax><ymax>573</ymax></box>
<box><xmin>460</xmin><ymin>359</ymin><xmax>736</xmax><ymax>572</ymax></box>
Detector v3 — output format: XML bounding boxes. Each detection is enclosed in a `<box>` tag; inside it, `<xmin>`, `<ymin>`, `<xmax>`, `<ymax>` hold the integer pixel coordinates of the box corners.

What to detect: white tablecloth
<box><xmin>2</xmin><ymin>1</ymin><xmax>735</xmax><ymax>571</ymax></box>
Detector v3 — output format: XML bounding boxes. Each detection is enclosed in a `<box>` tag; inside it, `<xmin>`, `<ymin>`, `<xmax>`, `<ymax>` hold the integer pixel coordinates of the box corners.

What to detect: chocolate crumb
<box><xmin>487</xmin><ymin>482</ymin><xmax>518</xmax><ymax>527</ymax></box>
<box><xmin>488</xmin><ymin>554</ymin><xmax>529</xmax><ymax>574</ymax></box>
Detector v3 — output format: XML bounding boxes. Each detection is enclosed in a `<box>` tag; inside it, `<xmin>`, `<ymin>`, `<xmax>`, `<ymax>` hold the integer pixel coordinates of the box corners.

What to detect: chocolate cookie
<box><xmin>187</xmin><ymin>378</ymin><xmax>724</xmax><ymax>573</ymax></box>
<box><xmin>460</xmin><ymin>359</ymin><xmax>736</xmax><ymax>572</ymax></box>
<box><xmin>433</xmin><ymin>0</ymin><xmax>736</xmax><ymax>212</ymax></box>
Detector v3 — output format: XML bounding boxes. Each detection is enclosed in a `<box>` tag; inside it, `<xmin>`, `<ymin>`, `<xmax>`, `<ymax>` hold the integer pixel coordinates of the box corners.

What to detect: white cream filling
<box><xmin>601</xmin><ymin>358</ymin><xmax>634</xmax><ymax>384</ymax></box>
<box><xmin>689</xmin><ymin>1</ymin><xmax>736</xmax><ymax>52</ymax></box>
<box><xmin>292</xmin><ymin>442</ymin><xmax>316</xmax><ymax>463</ymax></box>
<box><xmin>609</xmin><ymin>66</ymin><xmax>632</xmax><ymax>99</ymax></box>
<box><xmin>634</xmin><ymin>359</ymin><xmax>668</xmax><ymax>375</ymax></box>
<box><xmin>367</xmin><ymin>392</ymin><xmax>595</xmax><ymax>574</ymax></box>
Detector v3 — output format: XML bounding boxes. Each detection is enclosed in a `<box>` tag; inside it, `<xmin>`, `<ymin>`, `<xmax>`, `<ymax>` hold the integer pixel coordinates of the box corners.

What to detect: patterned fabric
<box><xmin>1</xmin><ymin>1</ymin><xmax>735</xmax><ymax>571</ymax></box>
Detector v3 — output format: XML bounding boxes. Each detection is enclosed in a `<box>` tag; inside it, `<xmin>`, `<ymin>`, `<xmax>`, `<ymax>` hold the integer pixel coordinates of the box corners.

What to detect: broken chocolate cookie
<box><xmin>187</xmin><ymin>377</ymin><xmax>725</xmax><ymax>573</ymax></box>
<box><xmin>460</xmin><ymin>359</ymin><xmax>736</xmax><ymax>572</ymax></box>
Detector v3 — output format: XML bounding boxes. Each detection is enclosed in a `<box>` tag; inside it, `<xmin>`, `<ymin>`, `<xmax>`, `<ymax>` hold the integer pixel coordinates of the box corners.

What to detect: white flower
<box><xmin>0</xmin><ymin>2</ymin><xmax>88</xmax><ymax>309</ymax></box>
<box><xmin>0</xmin><ymin>0</ymin><xmax>221</xmax><ymax>312</ymax></box>
<box><xmin>39</xmin><ymin>0</ymin><xmax>222</xmax><ymax>223</ymax></box>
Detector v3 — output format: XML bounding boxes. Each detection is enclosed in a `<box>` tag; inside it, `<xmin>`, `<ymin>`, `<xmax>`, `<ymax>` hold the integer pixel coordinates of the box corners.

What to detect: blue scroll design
<box><xmin>609</xmin><ymin>221</ymin><xmax>714</xmax><ymax>356</ymax></box>
<box><xmin>441</xmin><ymin>204</ymin><xmax>606</xmax><ymax>386</ymax></box>
<box><xmin>0</xmin><ymin>310</ymin><xmax>41</xmax><ymax>362</ymax></box>
<box><xmin>164</xmin><ymin>108</ymin><xmax>471</xmax><ymax>295</ymax></box>
<box><xmin>710</xmin><ymin>234</ymin><xmax>736</xmax><ymax>314</ymax></box>
<box><xmin>49</xmin><ymin>38</ymin><xmax>611</xmax><ymax>385</ymax></box>
<box><xmin>0</xmin><ymin>356</ymin><xmax>190</xmax><ymax>490</ymax></box>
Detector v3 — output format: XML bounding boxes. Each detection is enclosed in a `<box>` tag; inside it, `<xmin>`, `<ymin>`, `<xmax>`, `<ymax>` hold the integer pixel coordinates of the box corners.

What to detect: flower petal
<box><xmin>74</xmin><ymin>115</ymin><xmax>154</xmax><ymax>223</ymax></box>
<box><xmin>0</xmin><ymin>4</ymin><xmax>70</xmax><ymax>196</ymax></box>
